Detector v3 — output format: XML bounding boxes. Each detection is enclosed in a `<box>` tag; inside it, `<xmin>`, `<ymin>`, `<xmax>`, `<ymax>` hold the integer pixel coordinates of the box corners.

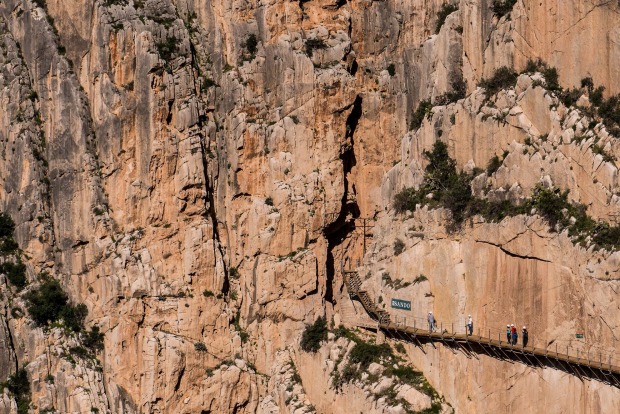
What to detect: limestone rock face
<box><xmin>0</xmin><ymin>0</ymin><xmax>618</xmax><ymax>413</ymax></box>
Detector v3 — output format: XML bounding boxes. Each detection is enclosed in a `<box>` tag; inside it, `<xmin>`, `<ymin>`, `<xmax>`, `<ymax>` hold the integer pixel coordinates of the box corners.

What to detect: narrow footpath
<box><xmin>343</xmin><ymin>271</ymin><xmax>620</xmax><ymax>387</ymax></box>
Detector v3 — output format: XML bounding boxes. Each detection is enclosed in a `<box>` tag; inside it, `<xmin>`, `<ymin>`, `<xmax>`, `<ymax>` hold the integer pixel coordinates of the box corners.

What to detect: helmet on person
<box><xmin>507</xmin><ymin>324</ymin><xmax>510</xmax><ymax>327</ymax></box>
<box><xmin>429</xmin><ymin>311</ymin><xmax>433</xmax><ymax>314</ymax></box>
<box><xmin>511</xmin><ymin>324</ymin><xmax>514</xmax><ymax>327</ymax></box>
<box><xmin>523</xmin><ymin>326</ymin><xmax>526</xmax><ymax>329</ymax></box>
<box><xmin>468</xmin><ymin>315</ymin><xmax>471</xmax><ymax>317</ymax></box>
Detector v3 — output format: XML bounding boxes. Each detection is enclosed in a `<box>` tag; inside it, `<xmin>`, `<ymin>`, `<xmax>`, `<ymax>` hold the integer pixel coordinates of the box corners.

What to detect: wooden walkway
<box><xmin>343</xmin><ymin>271</ymin><xmax>620</xmax><ymax>385</ymax></box>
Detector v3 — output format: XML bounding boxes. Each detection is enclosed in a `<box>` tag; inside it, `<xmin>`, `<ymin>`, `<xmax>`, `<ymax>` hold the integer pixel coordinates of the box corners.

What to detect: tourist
<box><xmin>506</xmin><ymin>324</ymin><xmax>511</xmax><ymax>343</ymax></box>
<box><xmin>428</xmin><ymin>312</ymin><xmax>435</xmax><ymax>332</ymax></box>
<box><xmin>467</xmin><ymin>315</ymin><xmax>473</xmax><ymax>335</ymax></box>
<box><xmin>511</xmin><ymin>324</ymin><xmax>518</xmax><ymax>345</ymax></box>
<box><xmin>522</xmin><ymin>326</ymin><xmax>529</xmax><ymax>347</ymax></box>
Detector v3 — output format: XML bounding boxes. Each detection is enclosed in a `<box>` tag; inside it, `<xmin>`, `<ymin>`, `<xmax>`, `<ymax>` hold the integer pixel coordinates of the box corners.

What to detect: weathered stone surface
<box><xmin>0</xmin><ymin>0</ymin><xmax>618</xmax><ymax>412</ymax></box>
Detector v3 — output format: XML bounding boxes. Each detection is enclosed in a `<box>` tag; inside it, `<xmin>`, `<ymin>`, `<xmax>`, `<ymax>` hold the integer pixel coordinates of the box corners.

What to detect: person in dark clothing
<box><xmin>522</xmin><ymin>326</ymin><xmax>529</xmax><ymax>347</ymax></box>
<box><xmin>510</xmin><ymin>324</ymin><xmax>518</xmax><ymax>345</ymax></box>
<box><xmin>467</xmin><ymin>315</ymin><xmax>473</xmax><ymax>335</ymax></box>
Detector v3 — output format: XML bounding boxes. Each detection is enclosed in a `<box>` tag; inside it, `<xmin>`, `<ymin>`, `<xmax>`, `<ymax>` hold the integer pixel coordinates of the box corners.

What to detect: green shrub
<box><xmin>0</xmin><ymin>213</ymin><xmax>15</xmax><ymax>238</ymax></box>
<box><xmin>591</xmin><ymin>144</ymin><xmax>616</xmax><ymax>163</ymax></box>
<box><xmin>0</xmin><ymin>237</ymin><xmax>18</xmax><ymax>253</ymax></box>
<box><xmin>393</xmin><ymin>239</ymin><xmax>405</xmax><ymax>256</ymax></box>
<box><xmin>581</xmin><ymin>76</ymin><xmax>594</xmax><ymax>91</ymax></box>
<box><xmin>530</xmin><ymin>186</ymin><xmax>571</xmax><ymax>229</ymax></box>
<box><xmin>592</xmin><ymin>224</ymin><xmax>620</xmax><ymax>250</ymax></box>
<box><xmin>435</xmin><ymin>3</ymin><xmax>458</xmax><ymax>33</ymax></box>
<box><xmin>435</xmin><ymin>73</ymin><xmax>467</xmax><ymax>105</ymax></box>
<box><xmin>479</xmin><ymin>67</ymin><xmax>517</xmax><ymax>98</ymax></box>
<box><xmin>391</xmin><ymin>365</ymin><xmax>425</xmax><ymax>385</ymax></box>
<box><xmin>11</xmin><ymin>307</ymin><xmax>23</xmax><ymax>319</ymax></box>
<box><xmin>194</xmin><ymin>342</ymin><xmax>207</xmax><ymax>352</ymax></box>
<box><xmin>491</xmin><ymin>0</ymin><xmax>517</xmax><ymax>17</ymax></box>
<box><xmin>394</xmin><ymin>139</ymin><xmax>620</xmax><ymax>249</ymax></box>
<box><xmin>541</xmin><ymin>66</ymin><xmax>560</xmax><ymax>91</ymax></box>
<box><xmin>24</xmin><ymin>278</ymin><xmax>87</xmax><ymax>331</ymax></box>
<box><xmin>486</xmin><ymin>155</ymin><xmax>502</xmax><ymax>175</ymax></box>
<box><xmin>598</xmin><ymin>94</ymin><xmax>620</xmax><ymax>136</ymax></box>
<box><xmin>590</xmin><ymin>86</ymin><xmax>605</xmax><ymax>107</ymax></box>
<box><xmin>104</xmin><ymin>0</ymin><xmax>128</xmax><ymax>5</ymax></box>
<box><xmin>156</xmin><ymin>36</ymin><xmax>178</xmax><ymax>61</ymax></box>
<box><xmin>265</xmin><ymin>197</ymin><xmax>274</xmax><ymax>206</ymax></box>
<box><xmin>305</xmin><ymin>38</ymin><xmax>327</xmax><ymax>57</ymax></box>
<box><xmin>523</xmin><ymin>58</ymin><xmax>544</xmax><ymax>74</ymax></box>
<box><xmin>69</xmin><ymin>345</ymin><xmax>91</xmax><ymax>359</ymax></box>
<box><xmin>410</xmin><ymin>99</ymin><xmax>432</xmax><ymax>130</ymax></box>
<box><xmin>348</xmin><ymin>341</ymin><xmax>393</xmax><ymax>369</ymax></box>
<box><xmin>1</xmin><ymin>261</ymin><xmax>27</xmax><ymax>290</ymax></box>
<box><xmin>412</xmin><ymin>274</ymin><xmax>428</xmax><ymax>284</ymax></box>
<box><xmin>202</xmin><ymin>78</ymin><xmax>216</xmax><ymax>90</ymax></box>
<box><xmin>82</xmin><ymin>326</ymin><xmax>105</xmax><ymax>352</ymax></box>
<box><xmin>421</xmin><ymin>141</ymin><xmax>457</xmax><ymax>194</ymax></box>
<box><xmin>393</xmin><ymin>187</ymin><xmax>423</xmax><ymax>214</ymax></box>
<box><xmin>203</xmin><ymin>289</ymin><xmax>214</xmax><ymax>297</ymax></box>
<box><xmin>387</xmin><ymin>64</ymin><xmax>396</xmax><ymax>76</ymax></box>
<box><xmin>4</xmin><ymin>368</ymin><xmax>30</xmax><ymax>414</ymax></box>
<box><xmin>382</xmin><ymin>273</ymin><xmax>411</xmax><ymax>290</ymax></box>
<box><xmin>300</xmin><ymin>317</ymin><xmax>327</xmax><ymax>352</ymax></box>
<box><xmin>243</xmin><ymin>34</ymin><xmax>258</xmax><ymax>56</ymax></box>
<box><xmin>559</xmin><ymin>88</ymin><xmax>583</xmax><ymax>108</ymax></box>
<box><xmin>61</xmin><ymin>303</ymin><xmax>88</xmax><ymax>332</ymax></box>
<box><xmin>232</xmin><ymin>310</ymin><xmax>249</xmax><ymax>343</ymax></box>
<box><xmin>0</xmin><ymin>213</ymin><xmax>19</xmax><ymax>254</ymax></box>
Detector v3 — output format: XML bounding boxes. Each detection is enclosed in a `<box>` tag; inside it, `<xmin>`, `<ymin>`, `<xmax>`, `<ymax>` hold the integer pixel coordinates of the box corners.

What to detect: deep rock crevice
<box><xmin>324</xmin><ymin>95</ymin><xmax>363</xmax><ymax>304</ymax></box>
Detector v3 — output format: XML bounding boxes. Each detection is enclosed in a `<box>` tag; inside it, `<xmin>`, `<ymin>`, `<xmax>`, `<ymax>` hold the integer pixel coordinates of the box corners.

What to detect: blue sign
<box><xmin>391</xmin><ymin>299</ymin><xmax>411</xmax><ymax>311</ymax></box>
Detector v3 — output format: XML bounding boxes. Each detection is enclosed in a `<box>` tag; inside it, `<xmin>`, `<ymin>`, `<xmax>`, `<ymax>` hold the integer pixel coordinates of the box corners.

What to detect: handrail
<box><xmin>343</xmin><ymin>271</ymin><xmax>620</xmax><ymax>378</ymax></box>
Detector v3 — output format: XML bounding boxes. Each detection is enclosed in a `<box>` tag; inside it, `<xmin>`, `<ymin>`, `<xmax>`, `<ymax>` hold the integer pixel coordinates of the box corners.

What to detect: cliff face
<box><xmin>0</xmin><ymin>0</ymin><xmax>619</xmax><ymax>413</ymax></box>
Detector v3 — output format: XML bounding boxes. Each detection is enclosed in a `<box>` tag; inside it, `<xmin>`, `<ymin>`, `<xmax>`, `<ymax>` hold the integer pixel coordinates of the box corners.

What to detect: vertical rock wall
<box><xmin>0</xmin><ymin>0</ymin><xmax>618</xmax><ymax>412</ymax></box>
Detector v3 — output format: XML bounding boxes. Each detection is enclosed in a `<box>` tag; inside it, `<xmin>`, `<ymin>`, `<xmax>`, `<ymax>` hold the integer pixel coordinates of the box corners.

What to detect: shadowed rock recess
<box><xmin>0</xmin><ymin>0</ymin><xmax>619</xmax><ymax>413</ymax></box>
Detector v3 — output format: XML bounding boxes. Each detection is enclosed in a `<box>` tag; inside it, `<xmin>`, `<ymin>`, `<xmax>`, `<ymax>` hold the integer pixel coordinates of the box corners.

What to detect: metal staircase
<box><xmin>344</xmin><ymin>271</ymin><xmax>390</xmax><ymax>325</ymax></box>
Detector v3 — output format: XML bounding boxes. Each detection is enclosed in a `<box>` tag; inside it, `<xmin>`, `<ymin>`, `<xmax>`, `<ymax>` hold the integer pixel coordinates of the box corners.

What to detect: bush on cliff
<box><xmin>479</xmin><ymin>67</ymin><xmax>518</xmax><ymax>98</ymax></box>
<box><xmin>0</xmin><ymin>212</ymin><xmax>18</xmax><ymax>254</ymax></box>
<box><xmin>300</xmin><ymin>317</ymin><xmax>327</xmax><ymax>352</ymax></box>
<box><xmin>1</xmin><ymin>261</ymin><xmax>27</xmax><ymax>290</ymax></box>
<box><xmin>0</xmin><ymin>212</ymin><xmax>15</xmax><ymax>238</ymax></box>
<box><xmin>3</xmin><ymin>368</ymin><xmax>30</xmax><ymax>414</ymax></box>
<box><xmin>24</xmin><ymin>278</ymin><xmax>87</xmax><ymax>332</ymax></box>
<box><xmin>435</xmin><ymin>3</ymin><xmax>458</xmax><ymax>33</ymax></box>
<box><xmin>393</xmin><ymin>141</ymin><xmax>620</xmax><ymax>249</ymax></box>
<box><xmin>410</xmin><ymin>99</ymin><xmax>433</xmax><ymax>131</ymax></box>
<box><xmin>492</xmin><ymin>0</ymin><xmax>517</xmax><ymax>17</ymax></box>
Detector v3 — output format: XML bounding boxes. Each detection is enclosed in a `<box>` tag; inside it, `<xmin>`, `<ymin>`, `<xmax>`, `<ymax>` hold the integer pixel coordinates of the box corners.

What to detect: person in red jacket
<box><xmin>510</xmin><ymin>324</ymin><xmax>518</xmax><ymax>345</ymax></box>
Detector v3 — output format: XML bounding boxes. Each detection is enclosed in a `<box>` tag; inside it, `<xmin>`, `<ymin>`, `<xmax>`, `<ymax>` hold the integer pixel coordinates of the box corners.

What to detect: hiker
<box><xmin>510</xmin><ymin>324</ymin><xmax>518</xmax><ymax>345</ymax></box>
<box><xmin>522</xmin><ymin>326</ymin><xmax>529</xmax><ymax>347</ymax></box>
<box><xmin>467</xmin><ymin>315</ymin><xmax>473</xmax><ymax>335</ymax></box>
<box><xmin>428</xmin><ymin>312</ymin><xmax>435</xmax><ymax>332</ymax></box>
<box><xmin>506</xmin><ymin>324</ymin><xmax>511</xmax><ymax>343</ymax></box>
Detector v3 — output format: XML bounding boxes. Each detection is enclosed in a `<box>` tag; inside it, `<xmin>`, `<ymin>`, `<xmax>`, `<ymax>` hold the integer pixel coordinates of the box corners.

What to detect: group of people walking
<box><xmin>507</xmin><ymin>324</ymin><xmax>529</xmax><ymax>347</ymax></box>
<box><xmin>427</xmin><ymin>312</ymin><xmax>529</xmax><ymax>347</ymax></box>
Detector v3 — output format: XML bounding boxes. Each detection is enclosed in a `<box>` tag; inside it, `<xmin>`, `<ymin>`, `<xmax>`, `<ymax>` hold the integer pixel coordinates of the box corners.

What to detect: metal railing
<box><xmin>344</xmin><ymin>271</ymin><xmax>620</xmax><ymax>380</ymax></box>
<box><xmin>389</xmin><ymin>314</ymin><xmax>620</xmax><ymax>373</ymax></box>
